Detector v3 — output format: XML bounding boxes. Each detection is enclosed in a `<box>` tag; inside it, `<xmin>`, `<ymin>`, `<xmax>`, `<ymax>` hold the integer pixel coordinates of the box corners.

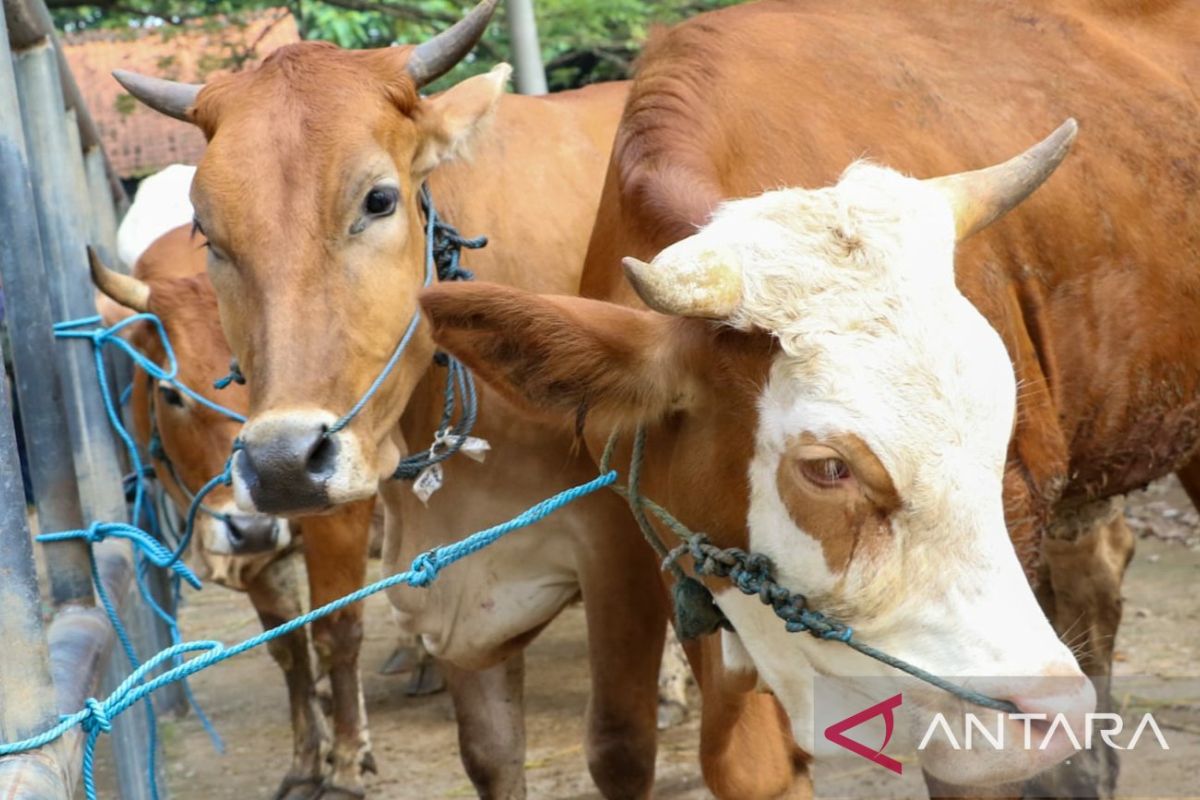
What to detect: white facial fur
<box><xmin>651</xmin><ymin>164</ymin><xmax>1091</xmax><ymax>783</ymax></box>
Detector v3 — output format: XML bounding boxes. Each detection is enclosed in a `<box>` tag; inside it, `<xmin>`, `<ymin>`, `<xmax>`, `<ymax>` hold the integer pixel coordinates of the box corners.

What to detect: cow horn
<box><xmin>113</xmin><ymin>70</ymin><xmax>201</xmax><ymax>122</ymax></box>
<box><xmin>622</xmin><ymin>255</ymin><xmax>743</xmax><ymax>320</ymax></box>
<box><xmin>406</xmin><ymin>0</ymin><xmax>501</xmax><ymax>88</ymax></box>
<box><xmin>88</xmin><ymin>246</ymin><xmax>150</xmax><ymax>312</ymax></box>
<box><xmin>927</xmin><ymin>118</ymin><xmax>1078</xmax><ymax>241</ymax></box>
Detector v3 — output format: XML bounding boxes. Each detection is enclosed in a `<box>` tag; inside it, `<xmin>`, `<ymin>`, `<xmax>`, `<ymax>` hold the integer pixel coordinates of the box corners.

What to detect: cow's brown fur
<box><xmin>140</xmin><ymin>38</ymin><xmax>687</xmax><ymax>798</ymax></box>
<box><xmin>423</xmin><ymin>1</ymin><xmax>1197</xmax><ymax>795</ymax></box>
<box><xmin>96</xmin><ymin>225</ymin><xmax>379</xmax><ymax>798</ymax></box>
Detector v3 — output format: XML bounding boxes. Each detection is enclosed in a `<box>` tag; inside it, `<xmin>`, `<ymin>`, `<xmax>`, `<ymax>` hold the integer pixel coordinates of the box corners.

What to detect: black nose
<box><xmin>225</xmin><ymin>514</ymin><xmax>280</xmax><ymax>553</ymax></box>
<box><xmin>236</xmin><ymin>422</ymin><xmax>338</xmax><ymax>514</ymax></box>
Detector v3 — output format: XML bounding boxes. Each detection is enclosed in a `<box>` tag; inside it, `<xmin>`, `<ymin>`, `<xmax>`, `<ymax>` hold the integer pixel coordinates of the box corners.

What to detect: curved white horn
<box><xmin>406</xmin><ymin>0</ymin><xmax>501</xmax><ymax>88</ymax></box>
<box><xmin>622</xmin><ymin>255</ymin><xmax>743</xmax><ymax>320</ymax></box>
<box><xmin>89</xmin><ymin>246</ymin><xmax>150</xmax><ymax>313</ymax></box>
<box><xmin>113</xmin><ymin>70</ymin><xmax>202</xmax><ymax>122</ymax></box>
<box><xmin>926</xmin><ymin>119</ymin><xmax>1078</xmax><ymax>241</ymax></box>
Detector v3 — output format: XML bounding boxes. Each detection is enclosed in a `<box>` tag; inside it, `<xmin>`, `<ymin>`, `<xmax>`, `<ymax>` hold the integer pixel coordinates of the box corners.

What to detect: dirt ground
<box><xmin>88</xmin><ymin>478</ymin><xmax>1200</xmax><ymax>800</ymax></box>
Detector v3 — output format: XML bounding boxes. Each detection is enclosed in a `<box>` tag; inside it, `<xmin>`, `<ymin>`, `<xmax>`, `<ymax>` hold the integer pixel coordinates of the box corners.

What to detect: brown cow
<box><xmin>90</xmin><ymin>228</ymin><xmax>380</xmax><ymax>799</ymax></box>
<box><xmin>418</xmin><ymin>0</ymin><xmax>1198</xmax><ymax>796</ymax></box>
<box><xmin>111</xmin><ymin>3</ymin><xmax>685</xmax><ymax>798</ymax></box>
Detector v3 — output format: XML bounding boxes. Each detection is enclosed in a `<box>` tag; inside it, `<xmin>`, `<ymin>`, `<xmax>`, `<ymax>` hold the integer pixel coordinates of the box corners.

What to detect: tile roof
<box><xmin>62</xmin><ymin>8</ymin><xmax>299</xmax><ymax>177</ymax></box>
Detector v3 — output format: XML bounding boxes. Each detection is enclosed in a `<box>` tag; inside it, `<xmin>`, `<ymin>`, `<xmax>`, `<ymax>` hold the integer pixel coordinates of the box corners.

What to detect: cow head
<box><xmin>91</xmin><ymin>241</ymin><xmax>291</xmax><ymax>589</ymax></box>
<box><xmin>420</xmin><ymin>122</ymin><xmax>1095</xmax><ymax>784</ymax></box>
<box><xmin>113</xmin><ymin>0</ymin><xmax>508</xmax><ymax>514</ymax></box>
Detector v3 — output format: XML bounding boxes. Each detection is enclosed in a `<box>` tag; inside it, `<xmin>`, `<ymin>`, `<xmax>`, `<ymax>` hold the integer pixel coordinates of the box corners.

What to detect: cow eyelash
<box><xmin>191</xmin><ymin>219</ymin><xmax>210</xmax><ymax>249</ymax></box>
<box><xmin>797</xmin><ymin>457</ymin><xmax>853</xmax><ymax>488</ymax></box>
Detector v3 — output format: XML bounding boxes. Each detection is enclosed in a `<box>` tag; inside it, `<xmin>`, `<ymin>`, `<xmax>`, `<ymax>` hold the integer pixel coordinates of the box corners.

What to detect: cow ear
<box><xmin>419</xmin><ymin>282</ymin><xmax>705</xmax><ymax>427</ymax></box>
<box><xmin>95</xmin><ymin>293</ymin><xmax>137</xmax><ymax>328</ymax></box>
<box><xmin>413</xmin><ymin>64</ymin><xmax>511</xmax><ymax>175</ymax></box>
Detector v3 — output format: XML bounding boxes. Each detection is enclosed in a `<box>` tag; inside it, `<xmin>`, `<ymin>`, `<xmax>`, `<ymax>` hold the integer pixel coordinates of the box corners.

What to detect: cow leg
<box><xmin>246</xmin><ymin>552</ymin><xmax>329</xmax><ymax>800</ymax></box>
<box><xmin>442</xmin><ymin>655</ymin><xmax>527</xmax><ymax>800</ymax></box>
<box><xmin>300</xmin><ymin>499</ymin><xmax>375</xmax><ymax>800</ymax></box>
<box><xmin>1026</xmin><ymin>499</ymin><xmax>1133</xmax><ymax>799</ymax></box>
<box><xmin>377</xmin><ymin>619</ymin><xmax>446</xmax><ymax>696</ymax></box>
<box><xmin>688</xmin><ymin>633</ymin><xmax>810</xmax><ymax>800</ymax></box>
<box><xmin>577</xmin><ymin>502</ymin><xmax>669</xmax><ymax>800</ymax></box>
<box><xmin>1175</xmin><ymin>456</ymin><xmax>1200</xmax><ymax>510</ymax></box>
<box><xmin>657</xmin><ymin>632</ymin><xmax>692</xmax><ymax>729</ymax></box>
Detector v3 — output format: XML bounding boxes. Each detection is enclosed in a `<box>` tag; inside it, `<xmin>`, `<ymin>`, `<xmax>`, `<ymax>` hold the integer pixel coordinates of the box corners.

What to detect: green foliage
<box><xmin>52</xmin><ymin>0</ymin><xmax>745</xmax><ymax>90</ymax></box>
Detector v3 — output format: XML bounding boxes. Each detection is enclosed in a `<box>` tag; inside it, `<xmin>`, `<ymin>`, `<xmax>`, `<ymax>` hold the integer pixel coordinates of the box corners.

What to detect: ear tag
<box><xmin>412</xmin><ymin>463</ymin><xmax>444</xmax><ymax>505</ymax></box>
<box><xmin>457</xmin><ymin>436</ymin><xmax>490</xmax><ymax>463</ymax></box>
<box><xmin>672</xmin><ymin>576</ymin><xmax>729</xmax><ymax>640</ymax></box>
<box><xmin>431</xmin><ymin>432</ymin><xmax>491</xmax><ymax>464</ymax></box>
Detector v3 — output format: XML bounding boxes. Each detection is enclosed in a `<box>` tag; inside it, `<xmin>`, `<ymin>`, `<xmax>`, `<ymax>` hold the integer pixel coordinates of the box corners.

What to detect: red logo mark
<box><xmin>823</xmin><ymin>693</ymin><xmax>904</xmax><ymax>775</ymax></box>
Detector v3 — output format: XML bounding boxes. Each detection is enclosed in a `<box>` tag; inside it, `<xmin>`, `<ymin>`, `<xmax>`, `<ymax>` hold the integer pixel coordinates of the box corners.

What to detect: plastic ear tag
<box><xmin>458</xmin><ymin>436</ymin><xmax>490</xmax><ymax>463</ymax></box>
<box><xmin>412</xmin><ymin>463</ymin><xmax>444</xmax><ymax>505</ymax></box>
<box><xmin>433</xmin><ymin>433</ymin><xmax>491</xmax><ymax>464</ymax></box>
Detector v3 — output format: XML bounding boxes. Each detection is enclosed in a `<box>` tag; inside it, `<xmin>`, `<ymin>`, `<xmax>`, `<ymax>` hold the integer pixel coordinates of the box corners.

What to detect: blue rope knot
<box><xmin>84</xmin><ymin>522</ymin><xmax>106</xmax><ymax>544</ymax></box>
<box><xmin>80</xmin><ymin>698</ymin><xmax>112</xmax><ymax>735</ymax></box>
<box><xmin>409</xmin><ymin>552</ymin><xmax>441</xmax><ymax>587</ymax></box>
<box><xmin>213</xmin><ymin>359</ymin><xmax>245</xmax><ymax>390</ymax></box>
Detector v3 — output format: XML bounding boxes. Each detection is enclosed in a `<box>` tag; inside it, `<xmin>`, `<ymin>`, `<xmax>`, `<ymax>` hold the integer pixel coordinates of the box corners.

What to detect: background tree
<box><xmin>51</xmin><ymin>0</ymin><xmax>743</xmax><ymax>90</ymax></box>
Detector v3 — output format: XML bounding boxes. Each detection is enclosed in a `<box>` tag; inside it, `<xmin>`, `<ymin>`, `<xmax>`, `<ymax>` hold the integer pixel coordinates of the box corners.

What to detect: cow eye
<box><xmin>364</xmin><ymin>187</ymin><xmax>398</xmax><ymax>217</ymax></box>
<box><xmin>158</xmin><ymin>384</ymin><xmax>185</xmax><ymax>408</ymax></box>
<box><xmin>798</xmin><ymin>457</ymin><xmax>852</xmax><ymax>488</ymax></box>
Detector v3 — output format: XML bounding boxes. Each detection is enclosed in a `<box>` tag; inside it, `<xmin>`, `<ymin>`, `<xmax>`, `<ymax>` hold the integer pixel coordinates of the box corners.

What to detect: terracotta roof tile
<box><xmin>63</xmin><ymin>8</ymin><xmax>299</xmax><ymax>177</ymax></box>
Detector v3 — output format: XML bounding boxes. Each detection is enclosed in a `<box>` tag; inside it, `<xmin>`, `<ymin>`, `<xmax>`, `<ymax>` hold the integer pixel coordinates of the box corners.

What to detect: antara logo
<box><xmin>823</xmin><ymin>693</ymin><xmax>904</xmax><ymax>775</ymax></box>
<box><xmin>823</xmin><ymin>692</ymin><xmax>1173</xmax><ymax>776</ymax></box>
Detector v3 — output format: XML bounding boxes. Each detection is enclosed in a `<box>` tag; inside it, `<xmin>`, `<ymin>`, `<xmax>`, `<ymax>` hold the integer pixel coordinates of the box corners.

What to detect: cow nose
<box><xmin>1000</xmin><ymin>672</ymin><xmax>1096</xmax><ymax>759</ymax></box>
<box><xmin>235</xmin><ymin>417</ymin><xmax>339</xmax><ymax>514</ymax></box>
<box><xmin>224</xmin><ymin>513</ymin><xmax>280</xmax><ymax>553</ymax></box>
<box><xmin>1005</xmin><ymin>672</ymin><xmax>1096</xmax><ymax>723</ymax></box>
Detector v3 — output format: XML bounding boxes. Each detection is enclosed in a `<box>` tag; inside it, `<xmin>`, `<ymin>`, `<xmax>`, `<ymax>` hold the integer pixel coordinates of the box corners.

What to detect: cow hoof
<box><xmin>378</xmin><ymin>644</ymin><xmax>420</xmax><ymax>676</ymax></box>
<box><xmin>657</xmin><ymin>700</ymin><xmax>688</xmax><ymax>730</ymax></box>
<box><xmin>272</xmin><ymin>776</ymin><xmax>323</xmax><ymax>800</ymax></box>
<box><xmin>316</xmin><ymin>781</ymin><xmax>366</xmax><ymax>800</ymax></box>
<box><xmin>404</xmin><ymin>661</ymin><xmax>446</xmax><ymax>696</ymax></box>
<box><xmin>360</xmin><ymin>750</ymin><xmax>378</xmax><ymax>776</ymax></box>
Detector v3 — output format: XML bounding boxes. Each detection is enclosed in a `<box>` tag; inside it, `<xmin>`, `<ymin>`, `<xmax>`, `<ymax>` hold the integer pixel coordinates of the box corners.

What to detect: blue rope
<box><xmin>1</xmin><ymin>469</ymin><xmax>616</xmax><ymax>800</ymax></box>
<box><xmin>55</xmin><ymin>315</ymin><xmax>246</xmax><ymax>424</ymax></box>
<box><xmin>212</xmin><ymin>359</ymin><xmax>245</xmax><ymax>390</ymax></box>
<box><xmin>54</xmin><ymin>312</ymin><xmax>241</xmax><ymax>758</ymax></box>
<box><xmin>327</xmin><ymin>183</ymin><xmax>483</xmax><ymax>445</ymax></box>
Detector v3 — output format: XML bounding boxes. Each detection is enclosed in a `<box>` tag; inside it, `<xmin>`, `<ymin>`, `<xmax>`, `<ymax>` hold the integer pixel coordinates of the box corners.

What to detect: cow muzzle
<box><xmin>233</xmin><ymin>410</ymin><xmax>376</xmax><ymax>514</ymax></box>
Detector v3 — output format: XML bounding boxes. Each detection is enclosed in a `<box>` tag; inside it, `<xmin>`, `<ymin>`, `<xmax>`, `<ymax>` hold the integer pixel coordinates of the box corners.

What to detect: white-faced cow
<box><xmin>418</xmin><ymin>1</ymin><xmax>1198</xmax><ymax>797</ymax></box>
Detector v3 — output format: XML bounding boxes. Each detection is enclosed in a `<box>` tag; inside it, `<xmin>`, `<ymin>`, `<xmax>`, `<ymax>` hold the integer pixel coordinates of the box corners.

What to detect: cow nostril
<box><xmin>226</xmin><ymin>517</ymin><xmax>246</xmax><ymax>545</ymax></box>
<box><xmin>305</xmin><ymin>429</ymin><xmax>339</xmax><ymax>478</ymax></box>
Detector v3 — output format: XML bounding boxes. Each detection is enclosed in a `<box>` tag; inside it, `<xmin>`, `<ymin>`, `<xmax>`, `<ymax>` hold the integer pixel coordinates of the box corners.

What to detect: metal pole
<box><xmin>13</xmin><ymin>40</ymin><xmax>127</xmax><ymax>538</ymax></box>
<box><xmin>3</xmin><ymin>0</ymin><xmax>127</xmax><ymax>210</ymax></box>
<box><xmin>505</xmin><ymin>0</ymin><xmax>547</xmax><ymax>95</ymax></box>
<box><xmin>13</xmin><ymin>38</ymin><xmax>165</xmax><ymax>800</ymax></box>
<box><xmin>0</xmin><ymin>367</ymin><xmax>59</xmax><ymax>774</ymax></box>
<box><xmin>84</xmin><ymin>147</ymin><xmax>120</xmax><ymax>267</ymax></box>
<box><xmin>0</xmin><ymin>0</ymin><xmax>90</xmax><ymax>609</ymax></box>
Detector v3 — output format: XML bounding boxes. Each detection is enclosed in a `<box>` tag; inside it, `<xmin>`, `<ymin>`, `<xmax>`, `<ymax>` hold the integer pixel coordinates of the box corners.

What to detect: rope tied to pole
<box><xmin>38</xmin><ymin>522</ymin><xmax>202</xmax><ymax>589</ymax></box>
<box><xmin>1</xmin><ymin>469</ymin><xmax>616</xmax><ymax>800</ymax></box>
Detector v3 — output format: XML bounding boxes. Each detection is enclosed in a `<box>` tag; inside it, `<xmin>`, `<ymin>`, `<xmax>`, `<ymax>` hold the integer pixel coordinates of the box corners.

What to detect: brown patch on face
<box><xmin>774</xmin><ymin>432</ymin><xmax>900</xmax><ymax>574</ymax></box>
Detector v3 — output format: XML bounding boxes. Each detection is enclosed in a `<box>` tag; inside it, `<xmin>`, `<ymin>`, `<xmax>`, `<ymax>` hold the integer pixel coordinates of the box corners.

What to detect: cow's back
<box><xmin>428</xmin><ymin>79</ymin><xmax>630</xmax><ymax>296</ymax></box>
<box><xmin>580</xmin><ymin>0</ymin><xmax>1200</xmax><ymax>506</ymax></box>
